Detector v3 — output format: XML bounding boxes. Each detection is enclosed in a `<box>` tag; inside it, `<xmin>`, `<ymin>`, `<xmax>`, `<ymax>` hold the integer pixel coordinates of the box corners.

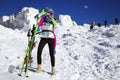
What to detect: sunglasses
<box><xmin>46</xmin><ymin>12</ymin><xmax>54</xmax><ymax>16</ymax></box>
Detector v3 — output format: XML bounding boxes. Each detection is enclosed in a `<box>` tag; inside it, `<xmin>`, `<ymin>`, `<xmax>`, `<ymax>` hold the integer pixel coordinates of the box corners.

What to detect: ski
<box><xmin>18</xmin><ymin>18</ymin><xmax>40</xmax><ymax>77</ymax></box>
<box><xmin>18</xmin><ymin>9</ymin><xmax>47</xmax><ymax>77</ymax></box>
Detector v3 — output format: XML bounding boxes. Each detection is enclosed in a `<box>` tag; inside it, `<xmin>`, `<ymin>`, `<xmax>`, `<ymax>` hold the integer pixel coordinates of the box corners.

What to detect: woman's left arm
<box><xmin>51</xmin><ymin>19</ymin><xmax>57</xmax><ymax>27</ymax></box>
<box><xmin>48</xmin><ymin>15</ymin><xmax>57</xmax><ymax>27</ymax></box>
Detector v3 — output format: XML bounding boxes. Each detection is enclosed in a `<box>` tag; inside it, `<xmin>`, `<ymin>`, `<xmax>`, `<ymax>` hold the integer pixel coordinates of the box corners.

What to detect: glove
<box><xmin>54</xmin><ymin>50</ymin><xmax>56</xmax><ymax>55</ymax></box>
<box><xmin>37</xmin><ymin>28</ymin><xmax>41</xmax><ymax>33</ymax></box>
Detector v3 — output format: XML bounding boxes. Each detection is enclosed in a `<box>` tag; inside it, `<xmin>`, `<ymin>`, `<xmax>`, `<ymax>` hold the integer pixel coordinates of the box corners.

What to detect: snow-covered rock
<box><xmin>0</xmin><ymin>16</ymin><xmax>9</xmax><ymax>26</ymax></box>
<box><xmin>0</xmin><ymin>16</ymin><xmax>9</xmax><ymax>22</ymax></box>
<box><xmin>0</xmin><ymin>7</ymin><xmax>39</xmax><ymax>31</ymax></box>
<box><xmin>59</xmin><ymin>15</ymin><xmax>77</xmax><ymax>26</ymax></box>
<box><xmin>0</xmin><ymin>7</ymin><xmax>77</xmax><ymax>32</ymax></box>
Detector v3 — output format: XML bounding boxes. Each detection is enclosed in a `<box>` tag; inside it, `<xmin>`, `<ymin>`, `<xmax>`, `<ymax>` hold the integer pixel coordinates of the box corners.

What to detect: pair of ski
<box><xmin>18</xmin><ymin>18</ymin><xmax>41</xmax><ymax>77</ymax></box>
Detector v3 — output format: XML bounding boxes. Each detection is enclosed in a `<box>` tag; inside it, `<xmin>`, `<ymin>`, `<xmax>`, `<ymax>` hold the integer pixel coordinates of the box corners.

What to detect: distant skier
<box><xmin>97</xmin><ymin>23</ymin><xmax>101</xmax><ymax>27</ymax></box>
<box><xmin>115</xmin><ymin>18</ymin><xmax>119</xmax><ymax>25</ymax></box>
<box><xmin>104</xmin><ymin>20</ymin><xmax>107</xmax><ymax>27</ymax></box>
<box><xmin>35</xmin><ymin>7</ymin><xmax>57</xmax><ymax>75</ymax></box>
<box><xmin>90</xmin><ymin>22</ymin><xmax>95</xmax><ymax>30</ymax></box>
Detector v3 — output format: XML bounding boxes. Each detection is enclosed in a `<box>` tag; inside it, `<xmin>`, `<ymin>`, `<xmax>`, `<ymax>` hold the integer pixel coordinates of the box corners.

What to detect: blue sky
<box><xmin>0</xmin><ymin>0</ymin><xmax>120</xmax><ymax>25</ymax></box>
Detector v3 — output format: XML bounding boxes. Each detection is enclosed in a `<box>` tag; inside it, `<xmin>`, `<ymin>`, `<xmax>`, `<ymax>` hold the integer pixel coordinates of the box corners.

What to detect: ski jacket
<box><xmin>38</xmin><ymin>14</ymin><xmax>57</xmax><ymax>38</ymax></box>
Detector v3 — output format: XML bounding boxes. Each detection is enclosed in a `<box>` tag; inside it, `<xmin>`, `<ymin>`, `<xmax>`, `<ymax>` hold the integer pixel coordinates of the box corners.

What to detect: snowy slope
<box><xmin>0</xmin><ymin>24</ymin><xmax>120</xmax><ymax>80</ymax></box>
<box><xmin>0</xmin><ymin>25</ymin><xmax>27</xmax><ymax>79</ymax></box>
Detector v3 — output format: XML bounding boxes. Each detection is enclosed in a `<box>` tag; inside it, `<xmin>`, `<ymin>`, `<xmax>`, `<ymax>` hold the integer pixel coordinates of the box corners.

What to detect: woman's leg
<box><xmin>48</xmin><ymin>38</ymin><xmax>55</xmax><ymax>75</ymax></box>
<box><xmin>48</xmin><ymin>38</ymin><xmax>55</xmax><ymax>67</ymax></box>
<box><xmin>36</xmin><ymin>38</ymin><xmax>46</xmax><ymax>73</ymax></box>
<box><xmin>37</xmin><ymin>38</ymin><xmax>46</xmax><ymax>64</ymax></box>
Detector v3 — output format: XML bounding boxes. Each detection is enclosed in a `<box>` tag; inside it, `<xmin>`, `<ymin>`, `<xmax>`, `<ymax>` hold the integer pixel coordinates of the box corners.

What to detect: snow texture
<box><xmin>0</xmin><ymin>7</ymin><xmax>120</xmax><ymax>80</ymax></box>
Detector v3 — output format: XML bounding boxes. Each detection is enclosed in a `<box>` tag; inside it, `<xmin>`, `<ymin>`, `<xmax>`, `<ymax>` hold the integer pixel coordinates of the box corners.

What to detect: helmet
<box><xmin>44</xmin><ymin>7</ymin><xmax>54</xmax><ymax>14</ymax></box>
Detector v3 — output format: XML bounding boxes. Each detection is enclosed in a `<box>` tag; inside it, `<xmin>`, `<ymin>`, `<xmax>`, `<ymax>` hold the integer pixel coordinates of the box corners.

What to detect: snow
<box><xmin>0</xmin><ymin>7</ymin><xmax>120</xmax><ymax>80</ymax></box>
<box><xmin>0</xmin><ymin>7</ymin><xmax>77</xmax><ymax>31</ymax></box>
<box><xmin>0</xmin><ymin>16</ymin><xmax>9</xmax><ymax>22</ymax></box>
<box><xmin>0</xmin><ymin>24</ymin><xmax>120</xmax><ymax>80</ymax></box>
<box><xmin>59</xmin><ymin>15</ymin><xmax>77</xmax><ymax>26</ymax></box>
<box><xmin>0</xmin><ymin>7</ymin><xmax>39</xmax><ymax>31</ymax></box>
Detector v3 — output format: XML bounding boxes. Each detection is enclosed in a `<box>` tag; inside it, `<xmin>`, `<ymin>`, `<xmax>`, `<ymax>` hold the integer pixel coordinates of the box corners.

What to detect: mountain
<box><xmin>0</xmin><ymin>7</ymin><xmax>77</xmax><ymax>31</ymax></box>
<box><xmin>0</xmin><ymin>7</ymin><xmax>120</xmax><ymax>80</ymax></box>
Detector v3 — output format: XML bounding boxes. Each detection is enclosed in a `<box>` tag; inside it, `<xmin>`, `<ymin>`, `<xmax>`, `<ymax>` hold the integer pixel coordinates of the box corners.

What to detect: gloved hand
<box><xmin>37</xmin><ymin>28</ymin><xmax>41</xmax><ymax>33</ymax></box>
<box><xmin>54</xmin><ymin>50</ymin><xmax>56</xmax><ymax>55</ymax></box>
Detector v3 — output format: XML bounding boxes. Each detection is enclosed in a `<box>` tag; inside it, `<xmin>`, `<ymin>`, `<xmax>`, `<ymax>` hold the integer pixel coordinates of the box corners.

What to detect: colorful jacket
<box><xmin>37</xmin><ymin>9</ymin><xmax>57</xmax><ymax>55</ymax></box>
<box><xmin>38</xmin><ymin>14</ymin><xmax>57</xmax><ymax>38</ymax></box>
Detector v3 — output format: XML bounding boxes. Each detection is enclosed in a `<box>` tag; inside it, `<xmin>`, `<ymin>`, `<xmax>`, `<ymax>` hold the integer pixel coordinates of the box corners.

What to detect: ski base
<box><xmin>18</xmin><ymin>73</ymin><xmax>29</xmax><ymax>78</ymax></box>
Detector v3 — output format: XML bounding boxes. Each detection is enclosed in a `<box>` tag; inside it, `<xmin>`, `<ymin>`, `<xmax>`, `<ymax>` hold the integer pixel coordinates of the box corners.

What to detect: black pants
<box><xmin>37</xmin><ymin>38</ymin><xmax>55</xmax><ymax>67</ymax></box>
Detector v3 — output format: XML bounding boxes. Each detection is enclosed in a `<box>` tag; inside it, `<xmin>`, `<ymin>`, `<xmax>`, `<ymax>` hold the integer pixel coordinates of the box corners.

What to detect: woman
<box><xmin>36</xmin><ymin>8</ymin><xmax>57</xmax><ymax>75</ymax></box>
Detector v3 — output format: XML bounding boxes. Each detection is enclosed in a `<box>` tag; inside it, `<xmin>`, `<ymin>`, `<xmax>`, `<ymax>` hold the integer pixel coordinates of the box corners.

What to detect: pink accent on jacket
<box><xmin>38</xmin><ymin>18</ymin><xmax>45</xmax><ymax>28</ymax></box>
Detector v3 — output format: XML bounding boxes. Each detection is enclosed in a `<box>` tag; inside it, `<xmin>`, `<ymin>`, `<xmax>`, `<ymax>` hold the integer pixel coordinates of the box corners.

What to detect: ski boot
<box><xmin>35</xmin><ymin>64</ymin><xmax>41</xmax><ymax>74</ymax></box>
<box><xmin>51</xmin><ymin>67</ymin><xmax>55</xmax><ymax>75</ymax></box>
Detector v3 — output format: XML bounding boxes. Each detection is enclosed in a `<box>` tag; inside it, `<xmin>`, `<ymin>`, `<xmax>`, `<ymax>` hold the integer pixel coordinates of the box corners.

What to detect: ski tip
<box><xmin>18</xmin><ymin>73</ymin><xmax>22</xmax><ymax>76</ymax></box>
<box><xmin>26</xmin><ymin>76</ymin><xmax>29</xmax><ymax>78</ymax></box>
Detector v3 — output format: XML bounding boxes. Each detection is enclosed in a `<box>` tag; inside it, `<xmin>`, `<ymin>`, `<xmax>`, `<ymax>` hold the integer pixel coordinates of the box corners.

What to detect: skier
<box><xmin>97</xmin><ymin>23</ymin><xmax>101</xmax><ymax>27</ymax></box>
<box><xmin>104</xmin><ymin>20</ymin><xmax>107</xmax><ymax>27</ymax></box>
<box><xmin>115</xmin><ymin>18</ymin><xmax>119</xmax><ymax>25</ymax></box>
<box><xmin>35</xmin><ymin>8</ymin><xmax>57</xmax><ymax>75</ymax></box>
<box><xmin>90</xmin><ymin>22</ymin><xmax>95</xmax><ymax>30</ymax></box>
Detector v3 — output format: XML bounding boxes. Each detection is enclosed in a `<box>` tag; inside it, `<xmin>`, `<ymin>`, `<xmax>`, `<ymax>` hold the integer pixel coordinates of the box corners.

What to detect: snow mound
<box><xmin>59</xmin><ymin>15</ymin><xmax>77</xmax><ymax>26</ymax></box>
<box><xmin>0</xmin><ymin>7</ymin><xmax>78</xmax><ymax>32</ymax></box>
<box><xmin>0</xmin><ymin>7</ymin><xmax>39</xmax><ymax>31</ymax></box>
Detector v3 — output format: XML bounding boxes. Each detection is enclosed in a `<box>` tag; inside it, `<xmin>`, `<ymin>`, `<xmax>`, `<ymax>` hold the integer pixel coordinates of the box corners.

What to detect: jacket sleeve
<box><xmin>38</xmin><ymin>9</ymin><xmax>47</xmax><ymax>28</ymax></box>
<box><xmin>38</xmin><ymin>17</ymin><xmax>45</xmax><ymax>28</ymax></box>
<box><xmin>51</xmin><ymin>19</ymin><xmax>57</xmax><ymax>27</ymax></box>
